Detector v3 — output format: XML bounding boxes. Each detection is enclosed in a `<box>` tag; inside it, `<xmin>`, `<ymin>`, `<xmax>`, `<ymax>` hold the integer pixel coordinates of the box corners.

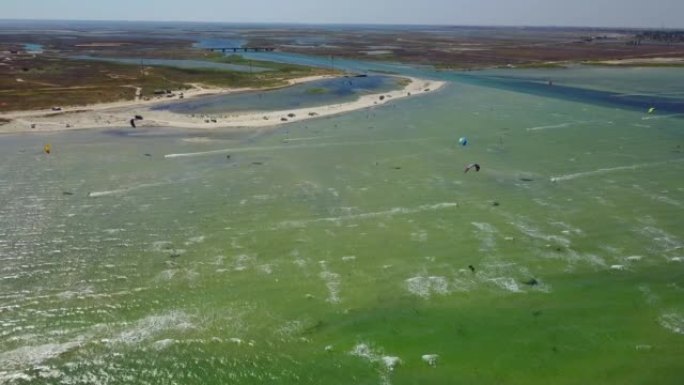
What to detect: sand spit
<box><xmin>0</xmin><ymin>75</ymin><xmax>445</xmax><ymax>133</ymax></box>
<box><xmin>592</xmin><ymin>57</ymin><xmax>684</xmax><ymax>65</ymax></box>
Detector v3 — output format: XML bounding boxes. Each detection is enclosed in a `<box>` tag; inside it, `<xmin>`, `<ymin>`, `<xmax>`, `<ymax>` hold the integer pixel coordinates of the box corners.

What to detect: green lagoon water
<box><xmin>1</xmin><ymin>65</ymin><xmax>683</xmax><ymax>384</ymax></box>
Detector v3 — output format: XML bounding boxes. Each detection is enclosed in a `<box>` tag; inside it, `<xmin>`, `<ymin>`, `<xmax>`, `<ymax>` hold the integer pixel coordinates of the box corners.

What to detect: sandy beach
<box><xmin>0</xmin><ymin>75</ymin><xmax>445</xmax><ymax>133</ymax></box>
<box><xmin>590</xmin><ymin>57</ymin><xmax>684</xmax><ymax>65</ymax></box>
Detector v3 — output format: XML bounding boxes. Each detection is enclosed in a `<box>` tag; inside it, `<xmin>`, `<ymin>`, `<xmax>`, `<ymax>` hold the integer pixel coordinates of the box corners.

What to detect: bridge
<box><xmin>207</xmin><ymin>47</ymin><xmax>276</xmax><ymax>53</ymax></box>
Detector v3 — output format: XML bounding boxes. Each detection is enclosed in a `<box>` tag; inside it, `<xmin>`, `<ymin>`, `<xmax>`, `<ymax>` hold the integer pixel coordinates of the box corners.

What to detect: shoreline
<box><xmin>582</xmin><ymin>57</ymin><xmax>684</xmax><ymax>67</ymax></box>
<box><xmin>0</xmin><ymin>75</ymin><xmax>445</xmax><ymax>134</ymax></box>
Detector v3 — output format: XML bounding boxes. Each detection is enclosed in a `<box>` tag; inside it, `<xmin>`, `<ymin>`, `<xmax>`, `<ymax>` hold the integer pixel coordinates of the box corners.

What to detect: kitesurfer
<box><xmin>464</xmin><ymin>163</ymin><xmax>480</xmax><ymax>173</ymax></box>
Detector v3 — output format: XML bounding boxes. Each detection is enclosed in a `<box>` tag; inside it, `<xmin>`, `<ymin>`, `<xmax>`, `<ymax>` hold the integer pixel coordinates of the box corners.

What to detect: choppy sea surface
<box><xmin>1</xmin><ymin>62</ymin><xmax>683</xmax><ymax>384</ymax></box>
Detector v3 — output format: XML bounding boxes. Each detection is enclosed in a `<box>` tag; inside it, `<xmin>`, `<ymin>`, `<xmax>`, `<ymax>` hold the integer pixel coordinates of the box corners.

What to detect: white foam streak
<box><xmin>350</xmin><ymin>343</ymin><xmax>401</xmax><ymax>385</ymax></box>
<box><xmin>526</xmin><ymin>120</ymin><xmax>607</xmax><ymax>131</ymax></box>
<box><xmin>88</xmin><ymin>174</ymin><xmax>206</xmax><ymax>197</ymax></box>
<box><xmin>639</xmin><ymin>226</ymin><xmax>682</xmax><ymax>251</ymax></box>
<box><xmin>89</xmin><ymin>180</ymin><xmax>182</xmax><ymax>197</ymax></box>
<box><xmin>164</xmin><ymin>137</ymin><xmax>443</xmax><ymax>158</ymax></box>
<box><xmin>487</xmin><ymin>277</ymin><xmax>523</xmax><ymax>293</ymax></box>
<box><xmin>527</xmin><ymin>122</ymin><xmax>574</xmax><ymax>131</ymax></box>
<box><xmin>406</xmin><ymin>276</ymin><xmax>450</xmax><ymax>298</ymax></box>
<box><xmin>278</xmin><ymin>202</ymin><xmax>458</xmax><ymax>228</ymax></box>
<box><xmin>0</xmin><ymin>341</ymin><xmax>82</xmax><ymax>371</ymax></box>
<box><xmin>283</xmin><ymin>135</ymin><xmax>338</xmax><ymax>142</ymax></box>
<box><xmin>113</xmin><ymin>311</ymin><xmax>194</xmax><ymax>345</ymax></box>
<box><xmin>165</xmin><ymin>148</ymin><xmax>234</xmax><ymax>158</ymax></box>
<box><xmin>659</xmin><ymin>312</ymin><xmax>684</xmax><ymax>335</ymax></box>
<box><xmin>319</xmin><ymin>261</ymin><xmax>341</xmax><ymax>304</ymax></box>
<box><xmin>87</xmin><ymin>188</ymin><xmax>129</xmax><ymax>197</ymax></box>
<box><xmin>550</xmin><ymin>159</ymin><xmax>684</xmax><ymax>182</ymax></box>
<box><xmin>641</xmin><ymin>114</ymin><xmax>684</xmax><ymax>120</ymax></box>
<box><xmin>472</xmin><ymin>222</ymin><xmax>498</xmax><ymax>251</ymax></box>
<box><xmin>422</xmin><ymin>354</ymin><xmax>439</xmax><ymax>367</ymax></box>
<box><xmin>511</xmin><ymin>219</ymin><xmax>571</xmax><ymax>247</ymax></box>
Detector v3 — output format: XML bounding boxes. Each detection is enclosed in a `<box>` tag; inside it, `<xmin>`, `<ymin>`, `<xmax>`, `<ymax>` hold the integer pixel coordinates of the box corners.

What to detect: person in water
<box><xmin>464</xmin><ymin>163</ymin><xmax>480</xmax><ymax>173</ymax></box>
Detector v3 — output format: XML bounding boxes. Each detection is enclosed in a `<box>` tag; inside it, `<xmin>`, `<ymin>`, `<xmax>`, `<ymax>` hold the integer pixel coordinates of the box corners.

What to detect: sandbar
<box><xmin>0</xmin><ymin>75</ymin><xmax>445</xmax><ymax>133</ymax></box>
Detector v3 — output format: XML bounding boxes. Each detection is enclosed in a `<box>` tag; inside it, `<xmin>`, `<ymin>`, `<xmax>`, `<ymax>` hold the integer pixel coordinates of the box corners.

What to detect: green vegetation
<box><xmin>305</xmin><ymin>87</ymin><xmax>328</xmax><ymax>95</ymax></box>
<box><xmin>370</xmin><ymin>69</ymin><xmax>400</xmax><ymax>75</ymax></box>
<box><xmin>208</xmin><ymin>53</ymin><xmax>322</xmax><ymax>73</ymax></box>
<box><xmin>512</xmin><ymin>62</ymin><xmax>569</xmax><ymax>69</ymax></box>
<box><xmin>361</xmin><ymin>52</ymin><xmax>396</xmax><ymax>61</ymax></box>
<box><xmin>434</xmin><ymin>64</ymin><xmax>476</xmax><ymax>71</ymax></box>
<box><xmin>0</xmin><ymin>55</ymin><xmax>334</xmax><ymax>112</ymax></box>
<box><xmin>394</xmin><ymin>77</ymin><xmax>411</xmax><ymax>87</ymax></box>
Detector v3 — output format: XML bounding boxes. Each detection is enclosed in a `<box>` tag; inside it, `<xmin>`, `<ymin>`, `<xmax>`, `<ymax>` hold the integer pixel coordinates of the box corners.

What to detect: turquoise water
<box><xmin>22</xmin><ymin>43</ymin><xmax>43</xmax><ymax>54</ymax></box>
<box><xmin>479</xmin><ymin>66</ymin><xmax>684</xmax><ymax>97</ymax></box>
<box><xmin>1</xmin><ymin>60</ymin><xmax>683</xmax><ymax>384</ymax></box>
<box><xmin>68</xmin><ymin>55</ymin><xmax>271</xmax><ymax>73</ymax></box>
<box><xmin>241</xmin><ymin>50</ymin><xmax>432</xmax><ymax>75</ymax></box>
<box><xmin>193</xmin><ymin>38</ymin><xmax>247</xmax><ymax>49</ymax></box>
<box><xmin>457</xmin><ymin>72</ymin><xmax>684</xmax><ymax>114</ymax></box>
<box><xmin>154</xmin><ymin>75</ymin><xmax>403</xmax><ymax>114</ymax></box>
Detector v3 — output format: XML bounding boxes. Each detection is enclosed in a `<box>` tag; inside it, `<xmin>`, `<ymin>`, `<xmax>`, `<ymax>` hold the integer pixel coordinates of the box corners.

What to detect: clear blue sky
<box><xmin>3</xmin><ymin>0</ymin><xmax>683</xmax><ymax>28</ymax></box>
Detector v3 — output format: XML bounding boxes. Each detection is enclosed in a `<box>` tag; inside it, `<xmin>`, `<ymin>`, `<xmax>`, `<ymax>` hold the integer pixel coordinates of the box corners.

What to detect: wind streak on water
<box><xmin>282</xmin><ymin>135</ymin><xmax>339</xmax><ymax>142</ymax></box>
<box><xmin>526</xmin><ymin>120</ymin><xmax>605</xmax><ymax>131</ymax></box>
<box><xmin>550</xmin><ymin>159</ymin><xmax>684</xmax><ymax>182</ymax></box>
<box><xmin>87</xmin><ymin>183</ymin><xmax>164</xmax><ymax>197</ymax></box>
<box><xmin>613</xmin><ymin>92</ymin><xmax>684</xmax><ymax>98</ymax></box>
<box><xmin>87</xmin><ymin>174</ymin><xmax>207</xmax><ymax>197</ymax></box>
<box><xmin>641</xmin><ymin>114</ymin><xmax>684</xmax><ymax>120</ymax></box>
<box><xmin>277</xmin><ymin>202</ymin><xmax>458</xmax><ymax>228</ymax></box>
<box><xmin>164</xmin><ymin>137</ymin><xmax>445</xmax><ymax>158</ymax></box>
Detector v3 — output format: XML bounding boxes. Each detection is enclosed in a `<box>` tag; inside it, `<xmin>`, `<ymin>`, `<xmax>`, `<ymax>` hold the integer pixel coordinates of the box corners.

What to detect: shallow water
<box><xmin>155</xmin><ymin>75</ymin><xmax>402</xmax><ymax>114</ymax></box>
<box><xmin>22</xmin><ymin>43</ymin><xmax>43</xmax><ymax>54</ymax></box>
<box><xmin>457</xmin><ymin>71</ymin><xmax>684</xmax><ymax>114</ymax></box>
<box><xmin>242</xmin><ymin>50</ymin><xmax>432</xmax><ymax>75</ymax></box>
<box><xmin>193</xmin><ymin>38</ymin><xmax>247</xmax><ymax>49</ymax></box>
<box><xmin>1</xmin><ymin>62</ymin><xmax>683</xmax><ymax>384</ymax></box>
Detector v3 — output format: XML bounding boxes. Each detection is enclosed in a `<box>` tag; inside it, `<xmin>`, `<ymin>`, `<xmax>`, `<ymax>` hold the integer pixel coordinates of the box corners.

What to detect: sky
<box><xmin>2</xmin><ymin>0</ymin><xmax>684</xmax><ymax>28</ymax></box>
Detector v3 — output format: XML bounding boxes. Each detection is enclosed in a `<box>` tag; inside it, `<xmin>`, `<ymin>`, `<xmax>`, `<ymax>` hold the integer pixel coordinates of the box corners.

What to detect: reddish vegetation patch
<box><xmin>74</xmin><ymin>42</ymin><xmax>132</xmax><ymax>47</ymax></box>
<box><xmin>245</xmin><ymin>26</ymin><xmax>684</xmax><ymax>68</ymax></box>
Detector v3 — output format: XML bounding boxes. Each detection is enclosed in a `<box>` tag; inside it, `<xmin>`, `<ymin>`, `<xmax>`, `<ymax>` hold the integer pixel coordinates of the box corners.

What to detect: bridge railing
<box><xmin>207</xmin><ymin>47</ymin><xmax>276</xmax><ymax>53</ymax></box>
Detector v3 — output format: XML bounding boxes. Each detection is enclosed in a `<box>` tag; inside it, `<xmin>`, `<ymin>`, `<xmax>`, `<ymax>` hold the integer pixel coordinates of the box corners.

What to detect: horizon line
<box><xmin>0</xmin><ymin>18</ymin><xmax>682</xmax><ymax>31</ymax></box>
